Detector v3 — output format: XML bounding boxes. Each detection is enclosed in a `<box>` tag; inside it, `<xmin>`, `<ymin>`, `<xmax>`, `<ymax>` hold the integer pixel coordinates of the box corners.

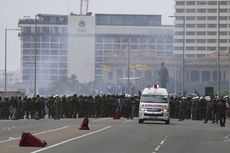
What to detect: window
<box><xmin>207</xmin><ymin>16</ymin><xmax>217</xmax><ymax>20</ymax></box>
<box><xmin>175</xmin><ymin>24</ymin><xmax>183</xmax><ymax>28</ymax></box>
<box><xmin>197</xmin><ymin>24</ymin><xmax>206</xmax><ymax>28</ymax></box>
<box><xmin>186</xmin><ymin>16</ymin><xmax>195</xmax><ymax>20</ymax></box>
<box><xmin>220</xmin><ymin>39</ymin><xmax>227</xmax><ymax>43</ymax></box>
<box><xmin>207</xmin><ymin>32</ymin><xmax>216</xmax><ymax>35</ymax></box>
<box><xmin>197</xmin><ymin>9</ymin><xmax>206</xmax><ymax>13</ymax></box>
<box><xmin>220</xmin><ymin>16</ymin><xmax>228</xmax><ymax>20</ymax></box>
<box><xmin>208</xmin><ymin>9</ymin><xmax>217</xmax><ymax>13</ymax></box>
<box><xmin>207</xmin><ymin>39</ymin><xmax>217</xmax><ymax>43</ymax></box>
<box><xmin>196</xmin><ymin>47</ymin><xmax>205</xmax><ymax>50</ymax></box>
<box><xmin>176</xmin><ymin>16</ymin><xmax>185</xmax><ymax>20</ymax></box>
<box><xmin>207</xmin><ymin>47</ymin><xmax>216</xmax><ymax>51</ymax></box>
<box><xmin>187</xmin><ymin>1</ymin><xmax>195</xmax><ymax>5</ymax></box>
<box><xmin>197</xmin><ymin>1</ymin><xmax>206</xmax><ymax>5</ymax></box>
<box><xmin>176</xmin><ymin>9</ymin><xmax>185</xmax><ymax>13</ymax></box>
<box><xmin>208</xmin><ymin>1</ymin><xmax>217</xmax><ymax>5</ymax></box>
<box><xmin>220</xmin><ymin>9</ymin><xmax>228</xmax><ymax>13</ymax></box>
<box><xmin>220</xmin><ymin>47</ymin><xmax>227</xmax><ymax>51</ymax></box>
<box><xmin>191</xmin><ymin>71</ymin><xmax>199</xmax><ymax>82</ymax></box>
<box><xmin>176</xmin><ymin>1</ymin><xmax>185</xmax><ymax>5</ymax></box>
<box><xmin>220</xmin><ymin>32</ymin><xmax>227</xmax><ymax>35</ymax></box>
<box><xmin>174</xmin><ymin>39</ymin><xmax>183</xmax><ymax>43</ymax></box>
<box><xmin>197</xmin><ymin>16</ymin><xmax>206</xmax><ymax>20</ymax></box>
<box><xmin>219</xmin><ymin>1</ymin><xmax>228</xmax><ymax>5</ymax></box>
<box><xmin>186</xmin><ymin>39</ymin><xmax>195</xmax><ymax>43</ymax></box>
<box><xmin>174</xmin><ymin>46</ymin><xmax>183</xmax><ymax>50</ymax></box>
<box><xmin>186</xmin><ymin>47</ymin><xmax>195</xmax><ymax>50</ymax></box>
<box><xmin>197</xmin><ymin>39</ymin><xmax>206</xmax><ymax>43</ymax></box>
<box><xmin>186</xmin><ymin>9</ymin><xmax>196</xmax><ymax>13</ymax></box>
<box><xmin>197</xmin><ymin>32</ymin><xmax>206</xmax><ymax>35</ymax></box>
<box><xmin>186</xmin><ymin>31</ymin><xmax>195</xmax><ymax>35</ymax></box>
<box><xmin>186</xmin><ymin>24</ymin><xmax>195</xmax><ymax>28</ymax></box>
<box><xmin>202</xmin><ymin>71</ymin><xmax>210</xmax><ymax>81</ymax></box>
<box><xmin>220</xmin><ymin>24</ymin><xmax>228</xmax><ymax>28</ymax></box>
<box><xmin>108</xmin><ymin>72</ymin><xmax>113</xmax><ymax>80</ymax></box>
<box><xmin>207</xmin><ymin>24</ymin><xmax>217</xmax><ymax>28</ymax></box>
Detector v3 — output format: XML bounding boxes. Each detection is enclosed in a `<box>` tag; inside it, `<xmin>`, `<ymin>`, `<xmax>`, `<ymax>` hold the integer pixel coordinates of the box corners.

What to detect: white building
<box><xmin>174</xmin><ymin>0</ymin><xmax>230</xmax><ymax>58</ymax></box>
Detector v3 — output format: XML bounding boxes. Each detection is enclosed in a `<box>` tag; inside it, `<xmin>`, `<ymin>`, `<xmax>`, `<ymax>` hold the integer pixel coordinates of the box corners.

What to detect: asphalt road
<box><xmin>0</xmin><ymin>118</ymin><xmax>230</xmax><ymax>153</ymax></box>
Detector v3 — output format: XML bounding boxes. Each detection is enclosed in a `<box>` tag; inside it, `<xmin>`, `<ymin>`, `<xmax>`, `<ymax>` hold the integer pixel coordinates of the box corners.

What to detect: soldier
<box><xmin>178</xmin><ymin>97</ymin><xmax>185</xmax><ymax>121</ymax></box>
<box><xmin>217</xmin><ymin>98</ymin><xmax>227</xmax><ymax>127</ymax></box>
<box><xmin>204</xmin><ymin>96</ymin><xmax>212</xmax><ymax>123</ymax></box>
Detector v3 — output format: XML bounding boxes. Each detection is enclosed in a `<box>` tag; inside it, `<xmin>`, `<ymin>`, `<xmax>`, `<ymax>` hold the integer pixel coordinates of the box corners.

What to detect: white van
<box><xmin>138</xmin><ymin>85</ymin><xmax>170</xmax><ymax>124</ymax></box>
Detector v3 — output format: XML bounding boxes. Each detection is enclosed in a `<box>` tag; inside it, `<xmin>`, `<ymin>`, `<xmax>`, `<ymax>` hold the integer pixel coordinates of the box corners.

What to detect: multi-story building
<box><xmin>68</xmin><ymin>14</ymin><xmax>174</xmax><ymax>86</ymax></box>
<box><xmin>174</xmin><ymin>0</ymin><xmax>230</xmax><ymax>58</ymax></box>
<box><xmin>18</xmin><ymin>14</ymin><xmax>68</xmax><ymax>90</ymax></box>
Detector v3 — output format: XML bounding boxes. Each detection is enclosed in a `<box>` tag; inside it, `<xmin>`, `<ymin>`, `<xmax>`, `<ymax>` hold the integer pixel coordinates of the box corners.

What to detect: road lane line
<box><xmin>153</xmin><ymin>135</ymin><xmax>168</xmax><ymax>153</ymax></box>
<box><xmin>31</xmin><ymin>126</ymin><xmax>112</xmax><ymax>153</ymax></box>
<box><xmin>91</xmin><ymin>118</ymin><xmax>110</xmax><ymax>123</ymax></box>
<box><xmin>0</xmin><ymin>126</ymin><xmax>69</xmax><ymax>144</ymax></box>
<box><xmin>123</xmin><ymin>120</ymin><xmax>132</xmax><ymax>123</ymax></box>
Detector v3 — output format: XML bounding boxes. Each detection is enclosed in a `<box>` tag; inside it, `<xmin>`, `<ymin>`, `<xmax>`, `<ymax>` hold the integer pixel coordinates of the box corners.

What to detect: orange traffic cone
<box><xmin>113</xmin><ymin>108</ymin><xmax>120</xmax><ymax>119</ymax></box>
<box><xmin>79</xmin><ymin>115</ymin><xmax>90</xmax><ymax>130</ymax></box>
<box><xmin>19</xmin><ymin>132</ymin><xmax>47</xmax><ymax>147</ymax></box>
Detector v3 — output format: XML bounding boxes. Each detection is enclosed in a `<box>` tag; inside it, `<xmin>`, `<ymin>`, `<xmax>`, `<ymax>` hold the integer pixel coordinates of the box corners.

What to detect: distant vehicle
<box><xmin>138</xmin><ymin>84</ymin><xmax>170</xmax><ymax>124</ymax></box>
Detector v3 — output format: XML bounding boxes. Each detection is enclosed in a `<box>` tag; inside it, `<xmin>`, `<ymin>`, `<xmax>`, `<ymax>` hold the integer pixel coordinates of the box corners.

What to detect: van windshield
<box><xmin>141</xmin><ymin>95</ymin><xmax>168</xmax><ymax>103</ymax></box>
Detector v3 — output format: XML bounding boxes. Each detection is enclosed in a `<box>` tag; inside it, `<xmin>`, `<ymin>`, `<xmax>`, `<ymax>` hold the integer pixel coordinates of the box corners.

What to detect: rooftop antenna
<box><xmin>80</xmin><ymin>0</ymin><xmax>89</xmax><ymax>15</ymax></box>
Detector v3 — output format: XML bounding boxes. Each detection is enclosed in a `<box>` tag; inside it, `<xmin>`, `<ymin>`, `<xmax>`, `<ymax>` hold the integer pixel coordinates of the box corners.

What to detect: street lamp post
<box><xmin>169</xmin><ymin>16</ymin><xmax>185</xmax><ymax>95</ymax></box>
<box><xmin>217</xmin><ymin>1</ymin><xmax>220</xmax><ymax>95</ymax></box>
<box><xmin>4</xmin><ymin>28</ymin><xmax>20</xmax><ymax>92</ymax></box>
<box><xmin>34</xmin><ymin>15</ymin><xmax>39</xmax><ymax>96</ymax></box>
<box><xmin>127</xmin><ymin>40</ymin><xmax>131</xmax><ymax>94</ymax></box>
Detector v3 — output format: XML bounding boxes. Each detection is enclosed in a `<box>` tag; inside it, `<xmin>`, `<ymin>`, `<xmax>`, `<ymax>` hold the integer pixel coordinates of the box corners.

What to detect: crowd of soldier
<box><xmin>169</xmin><ymin>96</ymin><xmax>229</xmax><ymax>127</ymax></box>
<box><xmin>0</xmin><ymin>94</ymin><xmax>140</xmax><ymax>120</ymax></box>
<box><xmin>0</xmin><ymin>94</ymin><xmax>229</xmax><ymax>127</ymax></box>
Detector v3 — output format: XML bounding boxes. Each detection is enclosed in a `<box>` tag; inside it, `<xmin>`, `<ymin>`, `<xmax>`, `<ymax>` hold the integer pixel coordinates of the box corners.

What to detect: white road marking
<box><xmin>153</xmin><ymin>136</ymin><xmax>168</xmax><ymax>153</ymax></box>
<box><xmin>224</xmin><ymin>135</ymin><xmax>230</xmax><ymax>142</ymax></box>
<box><xmin>123</xmin><ymin>120</ymin><xmax>132</xmax><ymax>123</ymax></box>
<box><xmin>155</xmin><ymin>145</ymin><xmax>161</xmax><ymax>151</ymax></box>
<box><xmin>0</xmin><ymin>126</ymin><xmax>69</xmax><ymax>144</ymax></box>
<box><xmin>91</xmin><ymin>118</ymin><xmax>110</xmax><ymax>123</ymax></box>
<box><xmin>31</xmin><ymin>126</ymin><xmax>112</xmax><ymax>153</ymax></box>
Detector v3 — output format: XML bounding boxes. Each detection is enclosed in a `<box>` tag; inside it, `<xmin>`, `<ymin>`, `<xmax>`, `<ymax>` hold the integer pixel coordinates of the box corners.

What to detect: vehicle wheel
<box><xmin>139</xmin><ymin>119</ymin><xmax>144</xmax><ymax>124</ymax></box>
<box><xmin>165</xmin><ymin>120</ymin><xmax>170</xmax><ymax>124</ymax></box>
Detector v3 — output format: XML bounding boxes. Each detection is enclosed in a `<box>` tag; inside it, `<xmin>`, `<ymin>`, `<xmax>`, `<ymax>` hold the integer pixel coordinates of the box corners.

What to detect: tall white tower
<box><xmin>80</xmin><ymin>0</ymin><xmax>89</xmax><ymax>15</ymax></box>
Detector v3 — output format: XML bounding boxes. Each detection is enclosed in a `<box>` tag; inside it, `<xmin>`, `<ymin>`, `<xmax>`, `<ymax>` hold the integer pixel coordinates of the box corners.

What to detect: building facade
<box><xmin>18</xmin><ymin>14</ymin><xmax>68</xmax><ymax>90</ymax></box>
<box><xmin>174</xmin><ymin>0</ymin><xmax>230</xmax><ymax>58</ymax></box>
<box><xmin>68</xmin><ymin>14</ymin><xmax>174</xmax><ymax>86</ymax></box>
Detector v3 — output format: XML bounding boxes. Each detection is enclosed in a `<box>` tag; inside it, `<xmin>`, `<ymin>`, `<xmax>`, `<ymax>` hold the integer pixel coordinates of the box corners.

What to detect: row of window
<box><xmin>107</xmin><ymin>70</ymin><xmax>155</xmax><ymax>80</ymax></box>
<box><xmin>175</xmin><ymin>39</ymin><xmax>230</xmax><ymax>43</ymax></box>
<box><xmin>176</xmin><ymin>1</ymin><xmax>229</xmax><ymax>6</ymax></box>
<box><xmin>23</xmin><ymin>43</ymin><xmax>67</xmax><ymax>49</ymax></box>
<box><xmin>23</xmin><ymin>74</ymin><xmax>67</xmax><ymax>81</ymax></box>
<box><xmin>175</xmin><ymin>23</ymin><xmax>230</xmax><ymax>28</ymax></box>
<box><xmin>95</xmin><ymin>44</ymin><xmax>173</xmax><ymax>50</ymax></box>
<box><xmin>22</xmin><ymin>55</ymin><xmax>67</xmax><ymax>62</ymax></box>
<box><xmin>96</xmin><ymin>37</ymin><xmax>173</xmax><ymax>44</ymax></box>
<box><xmin>176</xmin><ymin>16</ymin><xmax>230</xmax><ymax>21</ymax></box>
<box><xmin>175</xmin><ymin>31</ymin><xmax>229</xmax><ymax>35</ymax></box>
<box><xmin>189</xmin><ymin>71</ymin><xmax>226</xmax><ymax>82</ymax></box>
<box><xmin>23</xmin><ymin>27</ymin><xmax>68</xmax><ymax>34</ymax></box>
<box><xmin>22</xmin><ymin>62</ymin><xmax>67</xmax><ymax>69</ymax></box>
<box><xmin>23</xmin><ymin>69</ymin><xmax>67</xmax><ymax>75</ymax></box>
<box><xmin>23</xmin><ymin>36</ymin><xmax>67</xmax><ymax>42</ymax></box>
<box><xmin>174</xmin><ymin>46</ymin><xmax>229</xmax><ymax>51</ymax></box>
<box><xmin>23</xmin><ymin>49</ymin><xmax>67</xmax><ymax>56</ymax></box>
<box><xmin>176</xmin><ymin>8</ymin><xmax>229</xmax><ymax>13</ymax></box>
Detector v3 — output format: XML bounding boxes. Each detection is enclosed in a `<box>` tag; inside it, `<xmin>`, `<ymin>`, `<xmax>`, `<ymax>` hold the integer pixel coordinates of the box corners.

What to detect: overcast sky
<box><xmin>0</xmin><ymin>0</ymin><xmax>174</xmax><ymax>71</ymax></box>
